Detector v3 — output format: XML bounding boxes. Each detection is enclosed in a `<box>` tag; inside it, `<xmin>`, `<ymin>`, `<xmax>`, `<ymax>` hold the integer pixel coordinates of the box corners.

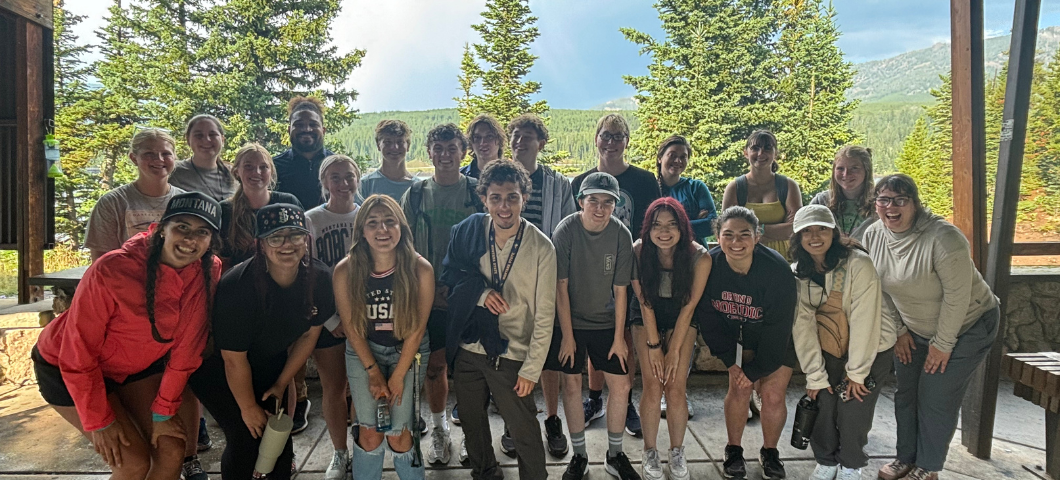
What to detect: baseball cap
<box><xmin>256</xmin><ymin>203</ymin><xmax>309</xmax><ymax>238</ymax></box>
<box><xmin>578</xmin><ymin>171</ymin><xmax>620</xmax><ymax>200</ymax></box>
<box><xmin>161</xmin><ymin>192</ymin><xmax>222</xmax><ymax>231</ymax></box>
<box><xmin>793</xmin><ymin>204</ymin><xmax>837</xmax><ymax>234</ymax></box>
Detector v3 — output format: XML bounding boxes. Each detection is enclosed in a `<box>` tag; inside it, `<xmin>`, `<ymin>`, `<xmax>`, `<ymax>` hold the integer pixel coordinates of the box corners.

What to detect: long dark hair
<box><xmin>789</xmin><ymin>226</ymin><xmax>866</xmax><ymax>279</ymax></box>
<box><xmin>638</xmin><ymin>197</ymin><xmax>697</xmax><ymax>309</ymax></box>
<box><xmin>252</xmin><ymin>236</ymin><xmax>317</xmax><ymax>322</ymax></box>
<box><xmin>145</xmin><ymin>221</ymin><xmax>220</xmax><ymax>343</ymax></box>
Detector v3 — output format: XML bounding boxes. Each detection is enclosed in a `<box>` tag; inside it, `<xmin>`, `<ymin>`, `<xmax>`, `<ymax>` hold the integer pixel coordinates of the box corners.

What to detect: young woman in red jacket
<box><xmin>32</xmin><ymin>192</ymin><xmax>223</xmax><ymax>480</ymax></box>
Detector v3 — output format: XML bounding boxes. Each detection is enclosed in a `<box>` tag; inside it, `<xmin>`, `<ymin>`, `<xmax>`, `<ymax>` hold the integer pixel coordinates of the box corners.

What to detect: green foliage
<box><xmin>848</xmin><ymin>102</ymin><xmax>926</xmax><ymax>173</ymax></box>
<box><xmin>455</xmin><ymin>0</ymin><xmax>548</xmax><ymax>132</ymax></box>
<box><xmin>622</xmin><ymin>0</ymin><xmax>857</xmax><ymax>197</ymax></box>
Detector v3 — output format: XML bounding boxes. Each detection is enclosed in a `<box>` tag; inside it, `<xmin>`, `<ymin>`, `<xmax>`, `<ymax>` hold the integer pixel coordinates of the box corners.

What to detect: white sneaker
<box><xmin>811</xmin><ymin>463</ymin><xmax>838</xmax><ymax>480</ymax></box>
<box><xmin>660</xmin><ymin>396</ymin><xmax>668</xmax><ymax>418</ymax></box>
<box><xmin>836</xmin><ymin>466</ymin><xmax>861</xmax><ymax>480</ymax></box>
<box><xmin>458</xmin><ymin>437</ymin><xmax>469</xmax><ymax>463</ymax></box>
<box><xmin>324</xmin><ymin>449</ymin><xmax>349</xmax><ymax>480</ymax></box>
<box><xmin>427</xmin><ymin>427</ymin><xmax>451</xmax><ymax>464</ymax></box>
<box><xmin>668</xmin><ymin>446</ymin><xmax>690</xmax><ymax>480</ymax></box>
<box><xmin>642</xmin><ymin>448</ymin><xmax>664</xmax><ymax>480</ymax></box>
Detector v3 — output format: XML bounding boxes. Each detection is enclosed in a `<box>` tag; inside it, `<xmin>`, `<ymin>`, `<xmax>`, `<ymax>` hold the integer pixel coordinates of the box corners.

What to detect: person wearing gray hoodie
<box><xmin>863</xmin><ymin>174</ymin><xmax>999</xmax><ymax>480</ymax></box>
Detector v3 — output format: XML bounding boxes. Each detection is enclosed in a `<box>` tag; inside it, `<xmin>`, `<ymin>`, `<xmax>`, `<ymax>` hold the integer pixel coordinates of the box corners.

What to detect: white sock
<box><xmin>433</xmin><ymin>411</ymin><xmax>448</xmax><ymax>430</ymax></box>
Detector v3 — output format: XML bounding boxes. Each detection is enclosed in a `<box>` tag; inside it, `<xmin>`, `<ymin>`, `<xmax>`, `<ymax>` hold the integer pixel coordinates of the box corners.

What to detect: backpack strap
<box><xmin>408</xmin><ymin>179</ymin><xmax>428</xmax><ymax>222</ymax></box>
<box><xmin>465</xmin><ymin>177</ymin><xmax>484</xmax><ymax>212</ymax></box>
<box><xmin>775</xmin><ymin>174</ymin><xmax>789</xmax><ymax>215</ymax></box>
<box><xmin>735</xmin><ymin>175</ymin><xmax>748</xmax><ymax>206</ymax></box>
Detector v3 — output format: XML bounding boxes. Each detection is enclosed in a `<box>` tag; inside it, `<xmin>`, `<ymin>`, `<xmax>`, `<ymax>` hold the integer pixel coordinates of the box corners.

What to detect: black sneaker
<box><xmin>562</xmin><ymin>454</ymin><xmax>589</xmax><ymax>480</ymax></box>
<box><xmin>723</xmin><ymin>445</ymin><xmax>746</xmax><ymax>479</ymax></box>
<box><xmin>583</xmin><ymin>396</ymin><xmax>604</xmax><ymax>427</ymax></box>
<box><xmin>181</xmin><ymin>455</ymin><xmax>209</xmax><ymax>480</ymax></box>
<box><xmin>418</xmin><ymin>416</ymin><xmax>428</xmax><ymax>435</ymax></box>
<box><xmin>759</xmin><ymin>447</ymin><xmax>786</xmax><ymax>479</ymax></box>
<box><xmin>605</xmin><ymin>451</ymin><xmax>641</xmax><ymax>480</ymax></box>
<box><xmin>292</xmin><ymin>399</ymin><xmax>310</xmax><ymax>434</ymax></box>
<box><xmin>545</xmin><ymin>415</ymin><xmax>569</xmax><ymax>457</ymax></box>
<box><xmin>196</xmin><ymin>416</ymin><xmax>212</xmax><ymax>452</ymax></box>
<box><xmin>500</xmin><ymin>427</ymin><xmax>516</xmax><ymax>458</ymax></box>
<box><xmin>624</xmin><ymin>402</ymin><xmax>642</xmax><ymax>437</ymax></box>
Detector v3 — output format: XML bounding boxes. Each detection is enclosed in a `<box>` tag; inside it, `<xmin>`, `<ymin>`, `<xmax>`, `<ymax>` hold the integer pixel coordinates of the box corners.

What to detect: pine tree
<box><xmin>622</xmin><ymin>0</ymin><xmax>779</xmax><ymax>191</ymax></box>
<box><xmin>455</xmin><ymin>0</ymin><xmax>548</xmax><ymax>129</ymax></box>
<box><xmin>895</xmin><ymin>116</ymin><xmax>930</xmax><ymax>186</ymax></box>
<box><xmin>198</xmin><ymin>0</ymin><xmax>364</xmax><ymax>151</ymax></box>
<box><xmin>773</xmin><ymin>0</ymin><xmax>859</xmax><ymax>197</ymax></box>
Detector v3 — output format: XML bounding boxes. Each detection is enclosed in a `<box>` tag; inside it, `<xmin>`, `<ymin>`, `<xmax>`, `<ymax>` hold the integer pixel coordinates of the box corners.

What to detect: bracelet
<box><xmin>364</xmin><ymin>363</ymin><xmax>377</xmax><ymax>372</ymax></box>
<box><xmin>646</xmin><ymin>341</ymin><xmax>662</xmax><ymax>350</ymax></box>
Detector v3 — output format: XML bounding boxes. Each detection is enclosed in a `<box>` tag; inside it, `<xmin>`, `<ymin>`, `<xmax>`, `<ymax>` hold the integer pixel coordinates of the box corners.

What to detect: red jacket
<box><xmin>36</xmin><ymin>230</ymin><xmax>221</xmax><ymax>431</ymax></box>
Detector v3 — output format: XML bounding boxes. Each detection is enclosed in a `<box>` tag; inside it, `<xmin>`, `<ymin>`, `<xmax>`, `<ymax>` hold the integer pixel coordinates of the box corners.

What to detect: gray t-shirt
<box><xmin>306</xmin><ymin>204</ymin><xmax>360</xmax><ymax>268</ymax></box>
<box><xmin>85</xmin><ymin>183</ymin><xmax>187</xmax><ymax>254</ymax></box>
<box><xmin>360</xmin><ymin>170</ymin><xmax>415</xmax><ymax>202</ymax></box>
<box><xmin>553</xmin><ymin>212</ymin><xmax>634</xmax><ymax>330</ymax></box>
<box><xmin>401</xmin><ymin>176</ymin><xmax>479</xmax><ymax>281</ymax></box>
<box><xmin>168</xmin><ymin>159</ymin><xmax>235</xmax><ymax>202</ymax></box>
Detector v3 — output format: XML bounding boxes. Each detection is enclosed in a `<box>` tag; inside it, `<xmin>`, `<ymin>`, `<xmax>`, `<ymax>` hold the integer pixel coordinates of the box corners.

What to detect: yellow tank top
<box><xmin>745</xmin><ymin>201</ymin><xmax>790</xmax><ymax>260</ymax></box>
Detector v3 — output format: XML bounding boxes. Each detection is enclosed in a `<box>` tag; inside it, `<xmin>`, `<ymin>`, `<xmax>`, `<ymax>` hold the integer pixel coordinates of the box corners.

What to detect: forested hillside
<box><xmin>849</xmin><ymin>102</ymin><xmax>926</xmax><ymax>172</ymax></box>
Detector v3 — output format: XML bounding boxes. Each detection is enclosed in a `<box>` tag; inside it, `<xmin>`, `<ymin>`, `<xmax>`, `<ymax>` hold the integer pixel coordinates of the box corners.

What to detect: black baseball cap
<box><xmin>256</xmin><ymin>203</ymin><xmax>309</xmax><ymax>238</ymax></box>
<box><xmin>161</xmin><ymin>192</ymin><xmax>222</xmax><ymax>231</ymax></box>
<box><xmin>578</xmin><ymin>171</ymin><xmax>621</xmax><ymax>200</ymax></box>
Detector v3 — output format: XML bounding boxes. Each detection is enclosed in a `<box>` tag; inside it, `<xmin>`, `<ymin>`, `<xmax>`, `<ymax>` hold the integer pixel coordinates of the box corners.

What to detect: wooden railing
<box><xmin>1012</xmin><ymin>242</ymin><xmax>1060</xmax><ymax>256</ymax></box>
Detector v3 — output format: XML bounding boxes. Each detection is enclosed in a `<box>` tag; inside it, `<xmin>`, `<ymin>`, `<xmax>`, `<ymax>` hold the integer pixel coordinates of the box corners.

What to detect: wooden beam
<box><xmin>14</xmin><ymin>15</ymin><xmax>44</xmax><ymax>304</ymax></box>
<box><xmin>961</xmin><ymin>0</ymin><xmax>1041</xmax><ymax>459</ymax></box>
<box><xmin>1013</xmin><ymin>242</ymin><xmax>1060</xmax><ymax>256</ymax></box>
<box><xmin>0</xmin><ymin>0</ymin><xmax>51</xmax><ymax>29</ymax></box>
<box><xmin>951</xmin><ymin>0</ymin><xmax>988</xmax><ymax>271</ymax></box>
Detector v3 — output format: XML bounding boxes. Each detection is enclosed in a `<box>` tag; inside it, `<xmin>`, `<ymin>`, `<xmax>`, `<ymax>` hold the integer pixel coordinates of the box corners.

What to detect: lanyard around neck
<box><xmin>489</xmin><ymin>220</ymin><xmax>526</xmax><ymax>291</ymax></box>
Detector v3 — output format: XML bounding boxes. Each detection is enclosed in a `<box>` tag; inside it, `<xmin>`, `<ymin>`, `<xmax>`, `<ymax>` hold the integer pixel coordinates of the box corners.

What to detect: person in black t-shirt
<box><xmin>570</xmin><ymin>113</ymin><xmax>660</xmax><ymax>439</ymax></box>
<box><xmin>273</xmin><ymin>96</ymin><xmax>335</xmax><ymax>210</ymax></box>
<box><xmin>220</xmin><ymin>144</ymin><xmax>303</xmax><ymax>268</ymax></box>
<box><xmin>333</xmin><ymin>195</ymin><xmax>433</xmax><ymax>480</ymax></box>
<box><xmin>189</xmin><ymin>204</ymin><xmax>333</xmax><ymax>480</ymax></box>
<box><xmin>696</xmin><ymin>206</ymin><xmax>797</xmax><ymax>480</ymax></box>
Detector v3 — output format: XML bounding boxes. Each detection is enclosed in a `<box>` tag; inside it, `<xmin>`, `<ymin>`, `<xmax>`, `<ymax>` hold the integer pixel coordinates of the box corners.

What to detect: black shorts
<box><xmin>543</xmin><ymin>327</ymin><xmax>628</xmax><ymax>375</ymax></box>
<box><xmin>315</xmin><ymin>324</ymin><xmax>345</xmax><ymax>349</ymax></box>
<box><xmin>630</xmin><ymin>297</ymin><xmax>698</xmax><ymax>333</ymax></box>
<box><xmin>740</xmin><ymin>339</ymin><xmax>800</xmax><ymax>374</ymax></box>
<box><xmin>32</xmin><ymin>345</ymin><xmax>167</xmax><ymax>408</ymax></box>
<box><xmin>427</xmin><ymin>308</ymin><xmax>447</xmax><ymax>352</ymax></box>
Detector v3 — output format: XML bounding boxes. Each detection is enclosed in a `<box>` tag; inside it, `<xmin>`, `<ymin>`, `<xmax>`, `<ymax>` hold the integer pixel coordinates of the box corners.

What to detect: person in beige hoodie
<box><xmin>789</xmin><ymin>204</ymin><xmax>896</xmax><ymax>480</ymax></box>
<box><xmin>863</xmin><ymin>174</ymin><xmax>999</xmax><ymax>480</ymax></box>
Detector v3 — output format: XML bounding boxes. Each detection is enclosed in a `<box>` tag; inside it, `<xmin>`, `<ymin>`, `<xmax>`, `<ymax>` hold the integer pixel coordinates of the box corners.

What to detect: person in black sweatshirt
<box><xmin>697</xmin><ymin>206</ymin><xmax>797</xmax><ymax>480</ymax></box>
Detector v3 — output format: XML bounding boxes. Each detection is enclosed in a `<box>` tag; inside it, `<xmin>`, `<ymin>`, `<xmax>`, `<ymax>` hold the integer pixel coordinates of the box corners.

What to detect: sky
<box><xmin>69</xmin><ymin>0</ymin><xmax>1060</xmax><ymax>112</ymax></box>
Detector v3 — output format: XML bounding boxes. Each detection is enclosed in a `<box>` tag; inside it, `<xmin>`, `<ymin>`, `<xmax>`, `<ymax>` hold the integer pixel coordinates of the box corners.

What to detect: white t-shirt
<box><xmin>85</xmin><ymin>183</ymin><xmax>186</xmax><ymax>254</ymax></box>
<box><xmin>306</xmin><ymin>203</ymin><xmax>360</xmax><ymax>268</ymax></box>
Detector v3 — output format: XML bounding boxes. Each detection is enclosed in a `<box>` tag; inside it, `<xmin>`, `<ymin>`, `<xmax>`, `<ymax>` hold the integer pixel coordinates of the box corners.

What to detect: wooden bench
<box><xmin>27</xmin><ymin>266</ymin><xmax>88</xmax><ymax>318</ymax></box>
<box><xmin>1004</xmin><ymin>352</ymin><xmax>1060</xmax><ymax>478</ymax></box>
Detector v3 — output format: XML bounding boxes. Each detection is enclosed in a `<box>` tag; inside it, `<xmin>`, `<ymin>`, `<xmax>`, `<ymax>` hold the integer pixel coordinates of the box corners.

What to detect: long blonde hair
<box><xmin>344</xmin><ymin>195</ymin><xmax>421</xmax><ymax>340</ymax></box>
<box><xmin>228</xmin><ymin>143</ymin><xmax>277</xmax><ymax>257</ymax></box>
<box><xmin>828</xmin><ymin>145</ymin><xmax>875</xmax><ymax>220</ymax></box>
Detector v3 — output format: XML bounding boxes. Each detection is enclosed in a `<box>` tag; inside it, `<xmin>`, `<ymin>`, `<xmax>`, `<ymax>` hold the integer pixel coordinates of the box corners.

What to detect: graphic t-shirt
<box><xmin>401</xmin><ymin>176</ymin><xmax>480</xmax><ymax>281</ymax></box>
<box><xmin>552</xmin><ymin>213</ymin><xmax>634</xmax><ymax>330</ymax></box>
<box><xmin>85</xmin><ymin>183</ymin><xmax>187</xmax><ymax>255</ymax></box>
<box><xmin>522</xmin><ymin>167</ymin><xmax>545</xmax><ymax>231</ymax></box>
<box><xmin>360</xmin><ymin>170</ymin><xmax>416</xmax><ymax>202</ymax></box>
<box><xmin>306</xmin><ymin>204</ymin><xmax>360</xmax><ymax>268</ymax></box>
<box><xmin>572</xmin><ymin>165</ymin><xmax>661</xmax><ymax>237</ymax></box>
<box><xmin>365</xmin><ymin>267</ymin><xmax>400</xmax><ymax>347</ymax></box>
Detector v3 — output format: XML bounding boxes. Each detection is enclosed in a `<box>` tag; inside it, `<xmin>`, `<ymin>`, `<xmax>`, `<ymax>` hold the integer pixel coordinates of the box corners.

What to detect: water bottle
<box><xmin>376</xmin><ymin>398</ymin><xmax>391</xmax><ymax>432</ymax></box>
<box><xmin>790</xmin><ymin>394</ymin><xmax>819</xmax><ymax>450</ymax></box>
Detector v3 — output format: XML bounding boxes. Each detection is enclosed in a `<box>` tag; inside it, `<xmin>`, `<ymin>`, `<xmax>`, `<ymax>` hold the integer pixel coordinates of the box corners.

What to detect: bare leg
<box><xmin>758</xmin><ymin>366</ymin><xmax>793</xmax><ymax>449</ymax></box>
<box><xmin>587</xmin><ymin>363</ymin><xmax>604</xmax><ymax>391</ymax></box>
<box><xmin>179</xmin><ymin>388</ymin><xmax>199</xmax><ymax>458</ymax></box>
<box><xmin>541</xmin><ymin>370</ymin><xmax>561</xmax><ymax>417</ymax></box>
<box><xmin>425</xmin><ymin>349</ymin><xmax>448</xmax><ymax>415</ymax></box>
<box><xmin>117</xmin><ymin>373</ymin><xmax>186</xmax><ymax>480</ymax></box>
<box><xmin>603</xmin><ymin>372</ymin><xmax>631</xmax><ymax>434</ymax></box>
<box><xmin>664</xmin><ymin>329</ymin><xmax>697</xmax><ymax>448</ymax></box>
<box><xmin>51</xmin><ymin>397</ymin><xmax>152</xmax><ymax>480</ymax></box>
<box><xmin>632</xmin><ymin>326</ymin><xmax>663</xmax><ymax>450</ymax></box>
<box><xmin>314</xmin><ymin>344</ymin><xmax>350</xmax><ymax>451</ymax></box>
<box><xmin>562</xmin><ymin>374</ymin><xmax>585</xmax><ymax>435</ymax></box>
<box><xmin>724</xmin><ymin>369</ymin><xmax>754</xmax><ymax>447</ymax></box>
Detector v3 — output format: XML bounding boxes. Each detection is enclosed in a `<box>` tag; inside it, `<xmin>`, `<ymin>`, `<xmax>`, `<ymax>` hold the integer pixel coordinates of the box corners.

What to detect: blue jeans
<box><xmin>346</xmin><ymin>336</ymin><xmax>429</xmax><ymax>480</ymax></box>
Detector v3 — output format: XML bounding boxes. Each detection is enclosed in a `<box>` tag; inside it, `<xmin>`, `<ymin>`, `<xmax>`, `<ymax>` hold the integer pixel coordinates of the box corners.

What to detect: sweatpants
<box><xmin>189</xmin><ymin>354</ymin><xmax>293</xmax><ymax>480</ymax></box>
<box><xmin>893</xmin><ymin>306</ymin><xmax>999</xmax><ymax>472</ymax></box>
<box><xmin>453</xmin><ymin>349</ymin><xmax>547</xmax><ymax>480</ymax></box>
<box><xmin>811</xmin><ymin>347</ymin><xmax>894</xmax><ymax>468</ymax></box>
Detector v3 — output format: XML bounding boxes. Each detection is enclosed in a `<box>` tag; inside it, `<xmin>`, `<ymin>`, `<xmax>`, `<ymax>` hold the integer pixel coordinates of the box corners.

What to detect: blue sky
<box><xmin>70</xmin><ymin>0</ymin><xmax>1060</xmax><ymax>112</ymax></box>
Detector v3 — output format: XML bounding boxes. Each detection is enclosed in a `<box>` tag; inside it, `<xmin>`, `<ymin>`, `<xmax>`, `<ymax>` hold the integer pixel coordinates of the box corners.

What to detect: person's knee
<box><xmin>664</xmin><ymin>381</ymin><xmax>687</xmax><ymax>403</ymax></box>
<box><xmin>606</xmin><ymin>374</ymin><xmax>630</xmax><ymax>396</ymax></box>
<box><xmin>359</xmin><ymin>428</ymin><xmax>384</xmax><ymax>451</ymax></box>
<box><xmin>386</xmin><ymin>430</ymin><xmax>413</xmax><ymax>453</ymax></box>
<box><xmin>425</xmin><ymin>356</ymin><xmax>447</xmax><ymax>381</ymax></box>
<box><xmin>727</xmin><ymin>381</ymin><xmax>753</xmax><ymax>400</ymax></box>
<box><xmin>761</xmin><ymin>387</ymin><xmax>786</xmax><ymax>411</ymax></box>
<box><xmin>115</xmin><ymin>445</ymin><xmax>152</xmax><ymax>478</ymax></box>
<box><xmin>641</xmin><ymin>378</ymin><xmax>663</xmax><ymax>401</ymax></box>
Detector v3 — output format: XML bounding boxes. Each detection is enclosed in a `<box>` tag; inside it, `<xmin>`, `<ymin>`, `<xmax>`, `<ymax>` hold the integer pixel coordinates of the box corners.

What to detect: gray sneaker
<box><xmin>642</xmin><ymin>448</ymin><xmax>663</xmax><ymax>480</ymax></box>
<box><xmin>324</xmin><ymin>449</ymin><xmax>349</xmax><ymax>480</ymax></box>
<box><xmin>669</xmin><ymin>446</ymin><xmax>690</xmax><ymax>480</ymax></box>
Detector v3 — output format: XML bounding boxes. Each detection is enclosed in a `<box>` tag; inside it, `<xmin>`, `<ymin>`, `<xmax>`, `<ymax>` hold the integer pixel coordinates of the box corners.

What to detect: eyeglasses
<box><xmin>264</xmin><ymin>232</ymin><xmax>308</xmax><ymax>248</ymax></box>
<box><xmin>471</xmin><ymin>134</ymin><xmax>499</xmax><ymax>143</ymax></box>
<box><xmin>874</xmin><ymin>196</ymin><xmax>912</xmax><ymax>207</ymax></box>
<box><xmin>599</xmin><ymin>132</ymin><xmax>627</xmax><ymax>143</ymax></box>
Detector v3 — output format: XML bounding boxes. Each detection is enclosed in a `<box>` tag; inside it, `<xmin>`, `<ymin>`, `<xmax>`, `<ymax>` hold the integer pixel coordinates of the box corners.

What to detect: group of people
<box><xmin>32</xmin><ymin>96</ymin><xmax>1000</xmax><ymax>480</ymax></box>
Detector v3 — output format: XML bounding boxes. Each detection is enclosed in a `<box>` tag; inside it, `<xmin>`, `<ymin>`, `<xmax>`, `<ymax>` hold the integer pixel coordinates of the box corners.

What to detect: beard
<box><xmin>292</xmin><ymin>133</ymin><xmax>323</xmax><ymax>154</ymax></box>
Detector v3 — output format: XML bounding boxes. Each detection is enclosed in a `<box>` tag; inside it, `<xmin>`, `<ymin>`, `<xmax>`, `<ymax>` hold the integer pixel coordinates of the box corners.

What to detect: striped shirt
<box><xmin>522</xmin><ymin>167</ymin><xmax>545</xmax><ymax>231</ymax></box>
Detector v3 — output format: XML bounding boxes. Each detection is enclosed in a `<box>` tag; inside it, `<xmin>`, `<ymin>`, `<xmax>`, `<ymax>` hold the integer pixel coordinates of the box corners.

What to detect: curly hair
<box><xmin>287</xmin><ymin>96</ymin><xmax>325</xmax><ymax>122</ymax></box>
<box><xmin>426</xmin><ymin>123</ymin><xmax>469</xmax><ymax>153</ymax></box>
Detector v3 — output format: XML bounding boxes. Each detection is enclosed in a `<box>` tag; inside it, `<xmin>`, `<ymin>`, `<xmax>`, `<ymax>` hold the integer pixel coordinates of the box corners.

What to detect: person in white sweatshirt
<box><xmin>789</xmin><ymin>204</ymin><xmax>896</xmax><ymax>480</ymax></box>
<box><xmin>863</xmin><ymin>174</ymin><xmax>999</xmax><ymax>480</ymax></box>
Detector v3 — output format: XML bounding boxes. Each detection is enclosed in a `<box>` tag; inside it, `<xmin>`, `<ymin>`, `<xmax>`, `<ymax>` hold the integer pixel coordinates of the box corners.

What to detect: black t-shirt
<box><xmin>572</xmin><ymin>165</ymin><xmax>661</xmax><ymax>237</ymax></box>
<box><xmin>365</xmin><ymin>268</ymin><xmax>400</xmax><ymax>347</ymax></box>
<box><xmin>219</xmin><ymin>192</ymin><xmax>303</xmax><ymax>264</ymax></box>
<box><xmin>213</xmin><ymin>257</ymin><xmax>334</xmax><ymax>386</ymax></box>
<box><xmin>697</xmin><ymin>244</ymin><xmax>797</xmax><ymax>382</ymax></box>
<box><xmin>273</xmin><ymin>147</ymin><xmax>335</xmax><ymax>210</ymax></box>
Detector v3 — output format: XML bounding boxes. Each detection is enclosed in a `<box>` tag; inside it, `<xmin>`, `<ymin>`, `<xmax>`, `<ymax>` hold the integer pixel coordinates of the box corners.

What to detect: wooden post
<box><xmin>961</xmin><ymin>0</ymin><xmax>1040</xmax><ymax>459</ymax></box>
<box><xmin>951</xmin><ymin>0</ymin><xmax>988</xmax><ymax>271</ymax></box>
<box><xmin>14</xmin><ymin>15</ymin><xmax>45</xmax><ymax>304</ymax></box>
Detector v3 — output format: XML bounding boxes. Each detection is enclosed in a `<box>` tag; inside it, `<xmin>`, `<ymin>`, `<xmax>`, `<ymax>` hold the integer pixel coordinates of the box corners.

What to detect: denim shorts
<box><xmin>346</xmin><ymin>335</ymin><xmax>430</xmax><ymax>434</ymax></box>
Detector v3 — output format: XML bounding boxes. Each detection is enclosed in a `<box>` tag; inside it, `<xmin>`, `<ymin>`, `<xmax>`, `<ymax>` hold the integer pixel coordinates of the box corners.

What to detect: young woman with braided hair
<box><xmin>189</xmin><ymin>203</ymin><xmax>335</xmax><ymax>480</ymax></box>
<box><xmin>33</xmin><ymin>192</ymin><xmax>223</xmax><ymax>480</ymax></box>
